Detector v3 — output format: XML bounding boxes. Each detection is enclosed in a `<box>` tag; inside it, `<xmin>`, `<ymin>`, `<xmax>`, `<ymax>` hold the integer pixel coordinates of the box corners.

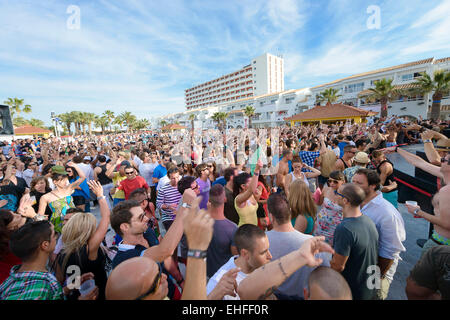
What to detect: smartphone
<box><xmin>30</xmin><ymin>195</ymin><xmax>37</xmax><ymax>206</ymax></box>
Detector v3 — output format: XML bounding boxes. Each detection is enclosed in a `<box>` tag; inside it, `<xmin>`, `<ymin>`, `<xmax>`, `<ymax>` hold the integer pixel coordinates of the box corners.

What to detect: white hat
<box><xmin>354</xmin><ymin>152</ymin><xmax>370</xmax><ymax>164</ymax></box>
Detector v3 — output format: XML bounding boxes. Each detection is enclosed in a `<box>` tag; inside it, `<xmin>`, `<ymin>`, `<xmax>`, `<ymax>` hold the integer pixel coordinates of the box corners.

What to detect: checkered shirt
<box><xmin>0</xmin><ymin>265</ymin><xmax>63</xmax><ymax>300</ymax></box>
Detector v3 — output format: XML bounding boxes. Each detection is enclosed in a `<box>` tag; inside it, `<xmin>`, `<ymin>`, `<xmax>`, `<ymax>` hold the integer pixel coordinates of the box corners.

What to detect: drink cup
<box><xmin>405</xmin><ymin>201</ymin><xmax>417</xmax><ymax>207</ymax></box>
<box><xmin>79</xmin><ymin>279</ymin><xmax>96</xmax><ymax>296</ymax></box>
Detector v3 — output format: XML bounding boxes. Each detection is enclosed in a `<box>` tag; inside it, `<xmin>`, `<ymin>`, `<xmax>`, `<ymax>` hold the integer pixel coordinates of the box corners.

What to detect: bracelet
<box><xmin>98</xmin><ymin>195</ymin><xmax>106</xmax><ymax>201</ymax></box>
<box><xmin>187</xmin><ymin>249</ymin><xmax>207</xmax><ymax>259</ymax></box>
<box><xmin>423</xmin><ymin>140</ymin><xmax>432</xmax><ymax>144</ymax></box>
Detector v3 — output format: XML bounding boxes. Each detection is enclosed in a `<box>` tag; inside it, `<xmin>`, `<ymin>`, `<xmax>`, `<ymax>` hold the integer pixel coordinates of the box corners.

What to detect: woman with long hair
<box><xmin>206</xmin><ymin>161</ymin><xmax>218</xmax><ymax>184</ymax></box>
<box><xmin>38</xmin><ymin>163</ymin><xmax>86</xmax><ymax>234</ymax></box>
<box><xmin>288</xmin><ymin>179</ymin><xmax>317</xmax><ymax>235</ymax></box>
<box><xmin>55</xmin><ymin>181</ymin><xmax>109</xmax><ymax>300</ymax></box>
<box><xmin>256</xmin><ymin>174</ymin><xmax>271</xmax><ymax>231</ymax></box>
<box><xmin>183</xmin><ymin>163</ymin><xmax>195</xmax><ymax>177</ymax></box>
<box><xmin>233</xmin><ymin>160</ymin><xmax>262</xmax><ymax>227</ymax></box>
<box><xmin>30</xmin><ymin>176</ymin><xmax>53</xmax><ymax>217</ymax></box>
<box><xmin>313</xmin><ymin>170</ymin><xmax>346</xmax><ymax>246</ymax></box>
<box><xmin>284</xmin><ymin>156</ymin><xmax>321</xmax><ymax>198</ymax></box>
<box><xmin>66</xmin><ymin>164</ymin><xmax>90</xmax><ymax>212</ymax></box>
<box><xmin>195</xmin><ymin>163</ymin><xmax>212</xmax><ymax>210</ymax></box>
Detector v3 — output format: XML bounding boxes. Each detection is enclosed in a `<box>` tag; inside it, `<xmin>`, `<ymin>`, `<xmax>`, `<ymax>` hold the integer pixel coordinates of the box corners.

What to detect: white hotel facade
<box><xmin>155</xmin><ymin>55</ymin><xmax>450</xmax><ymax>129</ymax></box>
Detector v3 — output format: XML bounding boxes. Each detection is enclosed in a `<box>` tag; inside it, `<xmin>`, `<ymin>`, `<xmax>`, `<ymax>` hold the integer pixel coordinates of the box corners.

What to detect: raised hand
<box><xmin>87</xmin><ymin>180</ymin><xmax>104</xmax><ymax>198</ymax></box>
<box><xmin>298</xmin><ymin>236</ymin><xmax>334</xmax><ymax>268</ymax></box>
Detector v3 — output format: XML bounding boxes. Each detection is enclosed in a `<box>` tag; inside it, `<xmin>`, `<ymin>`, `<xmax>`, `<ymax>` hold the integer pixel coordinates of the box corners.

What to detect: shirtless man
<box><xmin>334</xmin><ymin>145</ymin><xmax>356</xmax><ymax>172</ymax></box>
<box><xmin>385</xmin><ymin>126</ymin><xmax>397</xmax><ymax>147</ymax></box>
<box><xmin>276</xmin><ymin>149</ymin><xmax>293</xmax><ymax>193</ymax></box>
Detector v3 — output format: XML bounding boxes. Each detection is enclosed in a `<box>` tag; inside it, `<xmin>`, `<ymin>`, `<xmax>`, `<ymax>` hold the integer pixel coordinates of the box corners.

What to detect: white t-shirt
<box><xmin>139</xmin><ymin>162</ymin><xmax>158</xmax><ymax>187</ymax></box>
<box><xmin>206</xmin><ymin>256</ymin><xmax>247</xmax><ymax>300</ymax></box>
<box><xmin>23</xmin><ymin>169</ymin><xmax>35</xmax><ymax>187</ymax></box>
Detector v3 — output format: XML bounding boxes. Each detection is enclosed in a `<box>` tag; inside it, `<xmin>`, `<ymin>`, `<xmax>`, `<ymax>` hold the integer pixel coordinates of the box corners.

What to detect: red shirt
<box><xmin>118</xmin><ymin>176</ymin><xmax>149</xmax><ymax>200</ymax></box>
<box><xmin>0</xmin><ymin>251</ymin><xmax>21</xmax><ymax>284</ymax></box>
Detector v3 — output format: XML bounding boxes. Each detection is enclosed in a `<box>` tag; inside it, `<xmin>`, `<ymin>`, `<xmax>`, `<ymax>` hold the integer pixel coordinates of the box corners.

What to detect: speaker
<box><xmin>0</xmin><ymin>105</ymin><xmax>14</xmax><ymax>135</ymax></box>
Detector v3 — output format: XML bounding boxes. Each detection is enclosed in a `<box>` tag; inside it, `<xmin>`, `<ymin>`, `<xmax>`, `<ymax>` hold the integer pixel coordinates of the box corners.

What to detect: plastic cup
<box><xmin>405</xmin><ymin>201</ymin><xmax>417</xmax><ymax>207</ymax></box>
<box><xmin>79</xmin><ymin>279</ymin><xmax>95</xmax><ymax>296</ymax></box>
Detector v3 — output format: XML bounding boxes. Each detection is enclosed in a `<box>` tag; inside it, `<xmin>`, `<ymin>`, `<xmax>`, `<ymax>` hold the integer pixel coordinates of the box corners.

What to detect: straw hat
<box><xmin>354</xmin><ymin>152</ymin><xmax>370</xmax><ymax>164</ymax></box>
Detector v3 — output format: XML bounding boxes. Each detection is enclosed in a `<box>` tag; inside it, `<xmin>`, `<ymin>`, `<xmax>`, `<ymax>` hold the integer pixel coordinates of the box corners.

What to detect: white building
<box><xmin>185</xmin><ymin>53</ymin><xmax>284</xmax><ymax>110</ymax></box>
<box><xmin>157</xmin><ymin>56</ymin><xmax>450</xmax><ymax>130</ymax></box>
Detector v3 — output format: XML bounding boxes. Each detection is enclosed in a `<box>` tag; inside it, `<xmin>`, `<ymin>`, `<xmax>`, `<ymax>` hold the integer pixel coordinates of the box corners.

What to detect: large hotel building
<box><xmin>185</xmin><ymin>53</ymin><xmax>284</xmax><ymax>110</ymax></box>
<box><xmin>155</xmin><ymin>54</ymin><xmax>449</xmax><ymax>129</ymax></box>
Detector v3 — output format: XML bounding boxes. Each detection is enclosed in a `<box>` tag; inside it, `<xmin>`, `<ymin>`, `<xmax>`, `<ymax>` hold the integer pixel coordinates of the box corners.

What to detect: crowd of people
<box><xmin>0</xmin><ymin>114</ymin><xmax>449</xmax><ymax>300</ymax></box>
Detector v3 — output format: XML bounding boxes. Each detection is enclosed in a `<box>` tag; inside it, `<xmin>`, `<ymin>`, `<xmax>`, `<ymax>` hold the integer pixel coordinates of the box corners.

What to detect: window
<box><xmin>414</xmin><ymin>72</ymin><xmax>423</xmax><ymax>78</ymax></box>
<box><xmin>285</xmin><ymin>97</ymin><xmax>294</xmax><ymax>104</ymax></box>
<box><xmin>344</xmin><ymin>82</ymin><xmax>364</xmax><ymax>93</ymax></box>
<box><xmin>401</xmin><ymin>74</ymin><xmax>413</xmax><ymax>81</ymax></box>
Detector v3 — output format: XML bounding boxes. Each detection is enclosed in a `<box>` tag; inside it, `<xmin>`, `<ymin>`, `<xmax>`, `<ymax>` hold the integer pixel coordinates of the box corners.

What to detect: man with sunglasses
<box><xmin>152</xmin><ymin>153</ymin><xmax>171</xmax><ymax>191</ymax></box>
<box><xmin>334</xmin><ymin>145</ymin><xmax>357</xmax><ymax>172</ymax></box>
<box><xmin>117</xmin><ymin>165</ymin><xmax>150</xmax><ymax>200</ymax></box>
<box><xmin>330</xmin><ymin>183</ymin><xmax>379</xmax><ymax>300</ymax></box>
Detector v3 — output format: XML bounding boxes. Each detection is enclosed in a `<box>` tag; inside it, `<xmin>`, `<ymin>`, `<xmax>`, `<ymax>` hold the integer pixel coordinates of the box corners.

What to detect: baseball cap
<box><xmin>83</xmin><ymin>156</ymin><xmax>92</xmax><ymax>161</ymax></box>
<box><xmin>51</xmin><ymin>165</ymin><xmax>68</xmax><ymax>175</ymax></box>
<box><xmin>354</xmin><ymin>152</ymin><xmax>370</xmax><ymax>164</ymax></box>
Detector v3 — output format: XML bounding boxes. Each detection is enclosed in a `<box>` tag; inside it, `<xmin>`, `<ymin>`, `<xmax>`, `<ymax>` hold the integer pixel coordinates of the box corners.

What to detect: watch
<box><xmin>423</xmin><ymin>139</ymin><xmax>432</xmax><ymax>143</ymax></box>
<box><xmin>181</xmin><ymin>202</ymin><xmax>191</xmax><ymax>209</ymax></box>
<box><xmin>413</xmin><ymin>208</ymin><xmax>420</xmax><ymax>215</ymax></box>
<box><xmin>187</xmin><ymin>249</ymin><xmax>207</xmax><ymax>259</ymax></box>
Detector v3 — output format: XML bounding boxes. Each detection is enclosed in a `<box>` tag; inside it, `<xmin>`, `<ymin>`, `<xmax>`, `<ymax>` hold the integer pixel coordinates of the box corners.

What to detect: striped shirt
<box><xmin>156</xmin><ymin>183</ymin><xmax>182</xmax><ymax>223</ymax></box>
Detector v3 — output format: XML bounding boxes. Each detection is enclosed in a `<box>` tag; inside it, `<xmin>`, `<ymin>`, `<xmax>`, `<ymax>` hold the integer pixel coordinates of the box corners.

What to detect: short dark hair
<box><xmin>129</xmin><ymin>188</ymin><xmax>147</xmax><ymax>200</ymax></box>
<box><xmin>98</xmin><ymin>155</ymin><xmax>107</xmax><ymax>163</ymax></box>
<box><xmin>340</xmin><ymin>184</ymin><xmax>366</xmax><ymax>207</ymax></box>
<box><xmin>167</xmin><ymin>167</ymin><xmax>180</xmax><ymax>178</ymax></box>
<box><xmin>233</xmin><ymin>224</ymin><xmax>266</xmax><ymax>254</ymax></box>
<box><xmin>9</xmin><ymin>221</ymin><xmax>52</xmax><ymax>262</ymax></box>
<box><xmin>308</xmin><ymin>266</ymin><xmax>352</xmax><ymax>300</ymax></box>
<box><xmin>224</xmin><ymin>167</ymin><xmax>237</xmax><ymax>182</ymax></box>
<box><xmin>282</xmin><ymin>149</ymin><xmax>292</xmax><ymax>158</ymax></box>
<box><xmin>355</xmin><ymin>168</ymin><xmax>381</xmax><ymax>191</ymax></box>
<box><xmin>111</xmin><ymin>200</ymin><xmax>140</xmax><ymax>237</ymax></box>
<box><xmin>267</xmin><ymin>193</ymin><xmax>291</xmax><ymax>224</ymax></box>
<box><xmin>329</xmin><ymin>170</ymin><xmax>346</xmax><ymax>182</ymax></box>
<box><xmin>209</xmin><ymin>184</ymin><xmax>225</xmax><ymax>208</ymax></box>
<box><xmin>344</xmin><ymin>145</ymin><xmax>354</xmax><ymax>153</ymax></box>
<box><xmin>178</xmin><ymin>176</ymin><xmax>196</xmax><ymax>195</ymax></box>
<box><xmin>355</xmin><ymin>139</ymin><xmax>366</xmax><ymax>149</ymax></box>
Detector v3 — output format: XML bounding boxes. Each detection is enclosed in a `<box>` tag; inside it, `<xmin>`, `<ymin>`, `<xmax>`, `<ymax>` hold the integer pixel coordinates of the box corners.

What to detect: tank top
<box><xmin>376</xmin><ymin>159</ymin><xmax>397</xmax><ymax>192</ymax></box>
<box><xmin>339</xmin><ymin>158</ymin><xmax>350</xmax><ymax>169</ymax></box>
<box><xmin>97</xmin><ymin>164</ymin><xmax>113</xmax><ymax>185</ymax></box>
<box><xmin>290</xmin><ymin>171</ymin><xmax>309</xmax><ymax>187</ymax></box>
<box><xmin>234</xmin><ymin>197</ymin><xmax>258</xmax><ymax>227</ymax></box>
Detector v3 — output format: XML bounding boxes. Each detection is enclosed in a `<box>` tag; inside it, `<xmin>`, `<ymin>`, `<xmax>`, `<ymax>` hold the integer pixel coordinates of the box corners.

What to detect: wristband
<box><xmin>423</xmin><ymin>140</ymin><xmax>432</xmax><ymax>144</ymax></box>
<box><xmin>187</xmin><ymin>249</ymin><xmax>207</xmax><ymax>259</ymax></box>
<box><xmin>98</xmin><ymin>195</ymin><xmax>106</xmax><ymax>201</ymax></box>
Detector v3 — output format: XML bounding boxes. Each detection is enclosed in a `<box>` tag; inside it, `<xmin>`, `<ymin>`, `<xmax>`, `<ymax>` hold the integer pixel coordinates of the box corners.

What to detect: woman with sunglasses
<box><xmin>313</xmin><ymin>171</ymin><xmax>346</xmax><ymax>246</ymax></box>
<box><xmin>1</xmin><ymin>162</ymin><xmax>28</xmax><ymax>211</ymax></box>
<box><xmin>284</xmin><ymin>156</ymin><xmax>321</xmax><ymax>198</ymax></box>
<box><xmin>66</xmin><ymin>164</ymin><xmax>90</xmax><ymax>212</ymax></box>
<box><xmin>206</xmin><ymin>162</ymin><xmax>218</xmax><ymax>184</ymax></box>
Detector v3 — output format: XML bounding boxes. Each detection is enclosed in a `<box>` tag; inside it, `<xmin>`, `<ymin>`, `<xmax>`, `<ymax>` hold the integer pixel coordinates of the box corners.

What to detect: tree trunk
<box><xmin>430</xmin><ymin>92</ymin><xmax>442</xmax><ymax>121</ymax></box>
<box><xmin>380</xmin><ymin>97</ymin><xmax>388</xmax><ymax>118</ymax></box>
<box><xmin>88</xmin><ymin>123</ymin><xmax>92</xmax><ymax>135</ymax></box>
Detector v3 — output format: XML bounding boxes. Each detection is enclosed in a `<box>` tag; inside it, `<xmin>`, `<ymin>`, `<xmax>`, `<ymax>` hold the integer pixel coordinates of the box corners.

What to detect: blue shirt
<box><xmin>338</xmin><ymin>142</ymin><xmax>348</xmax><ymax>158</ymax></box>
<box><xmin>212</xmin><ymin>176</ymin><xmax>226</xmax><ymax>186</ymax></box>
<box><xmin>152</xmin><ymin>164</ymin><xmax>167</xmax><ymax>189</ymax></box>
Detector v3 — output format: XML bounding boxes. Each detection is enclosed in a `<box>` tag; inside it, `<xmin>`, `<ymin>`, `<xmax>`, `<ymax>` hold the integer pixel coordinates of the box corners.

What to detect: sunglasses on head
<box><xmin>135</xmin><ymin>263</ymin><xmax>162</xmax><ymax>300</ymax></box>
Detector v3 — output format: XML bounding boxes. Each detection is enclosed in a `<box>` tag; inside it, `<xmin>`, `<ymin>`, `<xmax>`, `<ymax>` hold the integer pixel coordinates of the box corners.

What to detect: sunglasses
<box><xmin>207</xmin><ymin>165</ymin><xmax>214</xmax><ymax>168</ymax></box>
<box><xmin>334</xmin><ymin>190</ymin><xmax>346</xmax><ymax>199</ymax></box>
<box><xmin>135</xmin><ymin>263</ymin><xmax>162</xmax><ymax>300</ymax></box>
<box><xmin>328</xmin><ymin>179</ymin><xmax>340</xmax><ymax>184</ymax></box>
<box><xmin>441</xmin><ymin>156</ymin><xmax>450</xmax><ymax>165</ymax></box>
<box><xmin>125</xmin><ymin>171</ymin><xmax>135</xmax><ymax>175</ymax></box>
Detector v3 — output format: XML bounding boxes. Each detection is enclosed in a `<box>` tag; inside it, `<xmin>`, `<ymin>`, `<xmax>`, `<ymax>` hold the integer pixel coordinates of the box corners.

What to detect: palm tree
<box><xmin>212</xmin><ymin>112</ymin><xmax>228</xmax><ymax>132</ymax></box>
<box><xmin>118</xmin><ymin>111</ymin><xmax>137</xmax><ymax>132</ymax></box>
<box><xmin>412</xmin><ymin>70</ymin><xmax>450</xmax><ymax>120</ymax></box>
<box><xmin>113</xmin><ymin>116</ymin><xmax>124</xmax><ymax>131</ymax></box>
<box><xmin>94</xmin><ymin>115</ymin><xmax>109</xmax><ymax>134</ymax></box>
<box><xmin>159</xmin><ymin>120</ymin><xmax>168</xmax><ymax>129</ymax></box>
<box><xmin>131</xmin><ymin>119</ymin><xmax>150</xmax><ymax>131</ymax></box>
<box><xmin>28</xmin><ymin>118</ymin><xmax>45</xmax><ymax>128</ymax></box>
<box><xmin>103</xmin><ymin>110</ymin><xmax>115</xmax><ymax>132</ymax></box>
<box><xmin>3</xmin><ymin>97</ymin><xmax>32</xmax><ymax>118</ymax></box>
<box><xmin>316</xmin><ymin>88</ymin><xmax>342</xmax><ymax>106</ymax></box>
<box><xmin>84</xmin><ymin>112</ymin><xmax>96</xmax><ymax>135</ymax></box>
<box><xmin>12</xmin><ymin>116</ymin><xmax>29</xmax><ymax>127</ymax></box>
<box><xmin>70</xmin><ymin>111</ymin><xmax>83</xmax><ymax>135</ymax></box>
<box><xmin>360</xmin><ymin>78</ymin><xmax>401</xmax><ymax>118</ymax></box>
<box><xmin>59</xmin><ymin>112</ymin><xmax>74</xmax><ymax>135</ymax></box>
<box><xmin>244</xmin><ymin>106</ymin><xmax>256</xmax><ymax>129</ymax></box>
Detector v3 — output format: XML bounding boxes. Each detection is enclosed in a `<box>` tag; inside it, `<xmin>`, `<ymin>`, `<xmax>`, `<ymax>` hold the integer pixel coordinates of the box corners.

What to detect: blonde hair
<box><xmin>60</xmin><ymin>212</ymin><xmax>97</xmax><ymax>272</ymax></box>
<box><xmin>288</xmin><ymin>179</ymin><xmax>317</xmax><ymax>221</ymax></box>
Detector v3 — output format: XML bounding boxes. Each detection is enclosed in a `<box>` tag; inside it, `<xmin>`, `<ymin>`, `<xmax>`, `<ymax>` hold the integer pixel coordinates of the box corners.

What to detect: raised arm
<box><xmin>235</xmin><ymin>160</ymin><xmax>262</xmax><ymax>207</ymax></box>
<box><xmin>87</xmin><ymin>181</ymin><xmax>110</xmax><ymax>259</ymax></box>
<box><xmin>67</xmin><ymin>162</ymin><xmax>86</xmax><ymax>189</ymax></box>
<box><xmin>144</xmin><ymin>189</ymin><xmax>196</xmax><ymax>262</ymax></box>
<box><xmin>237</xmin><ymin>236</ymin><xmax>334</xmax><ymax>300</ymax></box>
<box><xmin>397</xmin><ymin>148</ymin><xmax>443</xmax><ymax>180</ymax></box>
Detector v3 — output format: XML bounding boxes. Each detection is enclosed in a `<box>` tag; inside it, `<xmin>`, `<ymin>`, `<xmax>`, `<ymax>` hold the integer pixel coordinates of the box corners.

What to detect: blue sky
<box><xmin>1</xmin><ymin>0</ymin><xmax>449</xmax><ymax>125</ymax></box>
